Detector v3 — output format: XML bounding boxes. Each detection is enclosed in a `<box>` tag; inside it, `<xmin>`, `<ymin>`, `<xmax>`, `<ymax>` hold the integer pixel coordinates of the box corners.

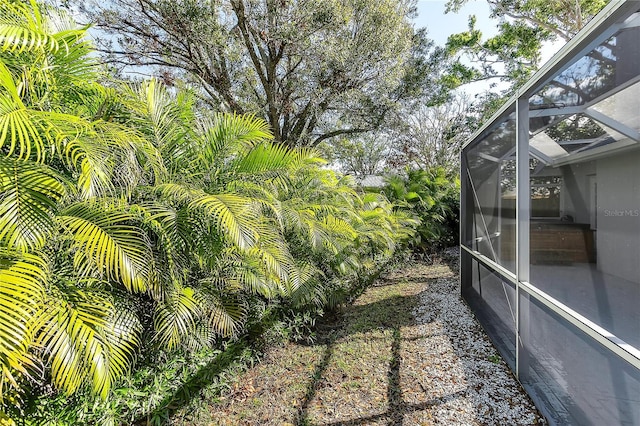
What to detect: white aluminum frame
<box><xmin>460</xmin><ymin>0</ymin><xmax>640</xmax><ymax>386</ymax></box>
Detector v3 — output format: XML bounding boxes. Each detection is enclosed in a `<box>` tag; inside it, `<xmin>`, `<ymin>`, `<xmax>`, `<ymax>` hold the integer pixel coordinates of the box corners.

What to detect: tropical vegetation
<box><xmin>0</xmin><ymin>1</ymin><xmax>415</xmax><ymax>423</ymax></box>
<box><xmin>384</xmin><ymin>167</ymin><xmax>460</xmax><ymax>253</ymax></box>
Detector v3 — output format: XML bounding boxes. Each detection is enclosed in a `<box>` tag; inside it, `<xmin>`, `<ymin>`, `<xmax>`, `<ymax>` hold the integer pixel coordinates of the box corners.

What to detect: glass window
<box><xmin>520</xmin><ymin>294</ymin><xmax>640</xmax><ymax>425</ymax></box>
<box><xmin>463</xmin><ymin>111</ymin><xmax>517</xmax><ymax>273</ymax></box>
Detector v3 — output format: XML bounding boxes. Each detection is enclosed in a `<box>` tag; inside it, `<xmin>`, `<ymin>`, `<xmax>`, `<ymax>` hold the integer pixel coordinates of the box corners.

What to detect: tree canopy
<box><xmin>443</xmin><ymin>0</ymin><xmax>610</xmax><ymax>88</ymax></box>
<box><xmin>79</xmin><ymin>0</ymin><xmax>418</xmax><ymax>147</ymax></box>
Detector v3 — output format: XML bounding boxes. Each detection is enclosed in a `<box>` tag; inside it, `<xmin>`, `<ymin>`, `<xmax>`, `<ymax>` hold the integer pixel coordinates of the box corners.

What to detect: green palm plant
<box><xmin>0</xmin><ymin>2</ymin><xmax>416</xmax><ymax>422</ymax></box>
<box><xmin>35</xmin><ymin>284</ymin><xmax>141</xmax><ymax>399</ymax></box>
<box><xmin>384</xmin><ymin>167</ymin><xmax>460</xmax><ymax>250</ymax></box>
<box><xmin>118</xmin><ymin>80</ymin><xmax>319</xmax><ymax>350</ymax></box>
<box><xmin>0</xmin><ymin>250</ymin><xmax>46</xmax><ymax>396</ymax></box>
<box><xmin>0</xmin><ymin>0</ymin><xmax>153</xmax><ymax>410</ymax></box>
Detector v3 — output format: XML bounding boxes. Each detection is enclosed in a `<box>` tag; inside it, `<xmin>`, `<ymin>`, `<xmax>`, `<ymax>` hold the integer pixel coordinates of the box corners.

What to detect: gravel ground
<box><xmin>179</xmin><ymin>253</ymin><xmax>544</xmax><ymax>425</ymax></box>
<box><xmin>404</xmin><ymin>253</ymin><xmax>543</xmax><ymax>425</ymax></box>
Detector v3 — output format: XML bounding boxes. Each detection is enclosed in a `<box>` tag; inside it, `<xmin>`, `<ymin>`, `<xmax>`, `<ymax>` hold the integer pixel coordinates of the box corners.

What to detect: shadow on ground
<box><xmin>170</xmin><ymin>259</ymin><xmax>540</xmax><ymax>425</ymax></box>
<box><xmin>292</xmin><ymin>272</ymin><xmax>458</xmax><ymax>426</ymax></box>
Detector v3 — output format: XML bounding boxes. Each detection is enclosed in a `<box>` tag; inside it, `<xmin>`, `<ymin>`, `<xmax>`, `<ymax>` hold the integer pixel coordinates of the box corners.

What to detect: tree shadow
<box><xmin>296</xmin><ymin>318</ymin><xmax>470</xmax><ymax>426</ymax></box>
<box><xmin>387</xmin><ymin>327</ymin><xmax>404</xmax><ymax>425</ymax></box>
<box><xmin>319</xmin><ymin>390</ymin><xmax>469</xmax><ymax>426</ymax></box>
<box><xmin>148</xmin><ymin>268</ymin><xmax>464</xmax><ymax>425</ymax></box>
<box><xmin>295</xmin><ymin>341</ymin><xmax>335</xmax><ymax>425</ymax></box>
<box><xmin>292</xmin><ymin>280</ymin><xmax>450</xmax><ymax>425</ymax></box>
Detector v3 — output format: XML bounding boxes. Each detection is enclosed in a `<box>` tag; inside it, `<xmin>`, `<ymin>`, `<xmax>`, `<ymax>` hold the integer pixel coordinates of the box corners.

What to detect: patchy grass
<box><xmin>170</xmin><ymin>259</ymin><xmax>542</xmax><ymax>425</ymax></box>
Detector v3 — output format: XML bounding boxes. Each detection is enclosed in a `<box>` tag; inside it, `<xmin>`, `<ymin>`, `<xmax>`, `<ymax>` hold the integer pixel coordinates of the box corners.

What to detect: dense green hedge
<box><xmin>0</xmin><ymin>2</ymin><xmax>415</xmax><ymax>424</ymax></box>
<box><xmin>383</xmin><ymin>167</ymin><xmax>460</xmax><ymax>253</ymax></box>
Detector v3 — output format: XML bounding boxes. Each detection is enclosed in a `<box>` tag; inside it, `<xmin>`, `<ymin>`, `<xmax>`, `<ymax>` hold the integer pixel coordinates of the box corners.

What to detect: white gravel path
<box><xmin>410</xmin><ymin>253</ymin><xmax>544</xmax><ymax>425</ymax></box>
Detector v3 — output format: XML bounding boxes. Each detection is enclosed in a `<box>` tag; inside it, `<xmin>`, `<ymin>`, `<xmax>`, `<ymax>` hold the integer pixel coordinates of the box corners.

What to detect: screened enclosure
<box><xmin>460</xmin><ymin>1</ymin><xmax>640</xmax><ymax>424</ymax></box>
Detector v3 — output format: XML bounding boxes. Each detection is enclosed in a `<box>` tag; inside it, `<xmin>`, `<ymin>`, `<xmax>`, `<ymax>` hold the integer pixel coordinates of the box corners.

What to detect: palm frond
<box><xmin>223</xmin><ymin>255</ymin><xmax>279</xmax><ymax>299</ymax></box>
<box><xmin>0</xmin><ymin>86</ymin><xmax>45</xmax><ymax>162</ymax></box>
<box><xmin>153</xmin><ymin>182</ymin><xmax>204</xmax><ymax>204</ymax></box>
<box><xmin>0</xmin><ymin>61</ymin><xmax>95</xmax><ymax>164</ymax></box>
<box><xmin>0</xmin><ymin>1</ymin><xmax>96</xmax><ymax>107</ymax></box>
<box><xmin>92</xmin><ymin>306</ymin><xmax>141</xmax><ymax>398</ymax></box>
<box><xmin>198</xmin><ymin>283</ymin><xmax>246</xmax><ymax>338</ymax></box>
<box><xmin>287</xmin><ymin>261</ymin><xmax>320</xmax><ymax>302</ymax></box>
<box><xmin>94</xmin><ymin>120</ymin><xmax>166</xmax><ymax>191</ymax></box>
<box><xmin>229</xmin><ymin>142</ymin><xmax>322</xmax><ymax>176</ymax></box>
<box><xmin>319</xmin><ymin>215</ymin><xmax>358</xmax><ymax>254</ymax></box>
<box><xmin>189</xmin><ymin>194</ymin><xmax>263</xmax><ymax>250</ymax></box>
<box><xmin>35</xmin><ymin>287</ymin><xmax>140</xmax><ymax>398</ymax></box>
<box><xmin>0</xmin><ymin>250</ymin><xmax>46</xmax><ymax>393</ymax></box>
<box><xmin>0</xmin><ymin>157</ymin><xmax>67</xmax><ymax>251</ymax></box>
<box><xmin>59</xmin><ymin>203</ymin><xmax>152</xmax><ymax>293</ymax></box>
<box><xmin>0</xmin><ymin>0</ymin><xmax>69</xmax><ymax>54</ymax></box>
<box><xmin>207</xmin><ymin>296</ymin><xmax>244</xmax><ymax>338</ymax></box>
<box><xmin>57</xmin><ymin>119</ymin><xmax>164</xmax><ymax>199</ymax></box>
<box><xmin>120</xmin><ymin>79</ymin><xmax>192</xmax><ymax>181</ymax></box>
<box><xmin>245</xmin><ymin>231</ymin><xmax>295</xmax><ymax>287</ymax></box>
<box><xmin>153</xmin><ymin>285</ymin><xmax>204</xmax><ymax>350</ymax></box>
<box><xmin>197</xmin><ymin>113</ymin><xmax>272</xmax><ymax>168</ymax></box>
<box><xmin>134</xmin><ymin>202</ymin><xmax>191</xmax><ymax>298</ymax></box>
<box><xmin>123</xmin><ymin>79</ymin><xmax>193</xmax><ymax>146</ymax></box>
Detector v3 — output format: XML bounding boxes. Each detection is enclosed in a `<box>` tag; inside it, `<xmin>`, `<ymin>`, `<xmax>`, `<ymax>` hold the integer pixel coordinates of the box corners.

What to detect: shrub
<box><xmin>0</xmin><ymin>2</ymin><xmax>417</xmax><ymax>422</ymax></box>
<box><xmin>383</xmin><ymin>167</ymin><xmax>460</xmax><ymax>253</ymax></box>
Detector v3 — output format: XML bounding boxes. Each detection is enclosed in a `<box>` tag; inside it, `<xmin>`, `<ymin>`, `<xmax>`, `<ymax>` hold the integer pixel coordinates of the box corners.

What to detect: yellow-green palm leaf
<box><xmin>198</xmin><ymin>113</ymin><xmax>272</xmax><ymax>169</ymax></box>
<box><xmin>59</xmin><ymin>204</ymin><xmax>152</xmax><ymax>293</ymax></box>
<box><xmin>206</xmin><ymin>295</ymin><xmax>244</xmax><ymax>339</ymax></box>
<box><xmin>190</xmin><ymin>194</ymin><xmax>263</xmax><ymax>250</ymax></box>
<box><xmin>0</xmin><ymin>251</ymin><xmax>46</xmax><ymax>394</ymax></box>
<box><xmin>36</xmin><ymin>288</ymin><xmax>141</xmax><ymax>398</ymax></box>
<box><xmin>230</xmin><ymin>142</ymin><xmax>322</xmax><ymax>176</ymax></box>
<box><xmin>0</xmin><ymin>157</ymin><xmax>67</xmax><ymax>251</ymax></box>
<box><xmin>0</xmin><ymin>83</ymin><xmax>45</xmax><ymax>162</ymax></box>
<box><xmin>0</xmin><ymin>0</ymin><xmax>84</xmax><ymax>54</ymax></box>
<box><xmin>153</xmin><ymin>285</ymin><xmax>204</xmax><ymax>351</ymax></box>
<box><xmin>93</xmin><ymin>307</ymin><xmax>141</xmax><ymax>398</ymax></box>
<box><xmin>0</xmin><ymin>61</ymin><xmax>91</xmax><ymax>164</ymax></box>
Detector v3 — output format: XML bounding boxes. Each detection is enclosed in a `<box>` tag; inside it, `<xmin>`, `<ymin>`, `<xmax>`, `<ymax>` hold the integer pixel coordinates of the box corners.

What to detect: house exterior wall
<box><xmin>560</xmin><ymin>161</ymin><xmax>595</xmax><ymax>224</ymax></box>
<box><xmin>597</xmin><ymin>150</ymin><xmax>640</xmax><ymax>283</ymax></box>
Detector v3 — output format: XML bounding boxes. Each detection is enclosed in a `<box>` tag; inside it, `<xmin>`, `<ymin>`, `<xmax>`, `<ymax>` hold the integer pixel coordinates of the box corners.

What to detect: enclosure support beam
<box><xmin>459</xmin><ymin>152</ymin><xmax>473</xmax><ymax>293</ymax></box>
<box><xmin>515</xmin><ymin>96</ymin><xmax>530</xmax><ymax>381</ymax></box>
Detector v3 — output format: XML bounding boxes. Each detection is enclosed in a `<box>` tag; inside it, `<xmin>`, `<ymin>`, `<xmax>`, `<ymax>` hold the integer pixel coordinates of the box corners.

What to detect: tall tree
<box><xmin>318</xmin><ymin>134</ymin><xmax>389</xmax><ymax>176</ymax></box>
<box><xmin>447</xmin><ymin>0</ymin><xmax>609</xmax><ymax>41</ymax></box>
<box><xmin>77</xmin><ymin>0</ymin><xmax>417</xmax><ymax>147</ymax></box>
<box><xmin>444</xmin><ymin>0</ymin><xmax>610</xmax><ymax>88</ymax></box>
<box><xmin>388</xmin><ymin>94</ymin><xmax>475</xmax><ymax>175</ymax></box>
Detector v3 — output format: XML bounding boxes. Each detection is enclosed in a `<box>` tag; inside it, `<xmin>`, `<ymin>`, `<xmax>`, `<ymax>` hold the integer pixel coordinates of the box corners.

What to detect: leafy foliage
<box><xmin>76</xmin><ymin>0</ymin><xmax>417</xmax><ymax>147</ymax></box>
<box><xmin>0</xmin><ymin>2</ymin><xmax>415</xmax><ymax>423</ymax></box>
<box><xmin>387</xmin><ymin>95</ymin><xmax>476</xmax><ymax>175</ymax></box>
<box><xmin>384</xmin><ymin>167</ymin><xmax>459</xmax><ymax>252</ymax></box>
<box><xmin>318</xmin><ymin>134</ymin><xmax>390</xmax><ymax>176</ymax></box>
<box><xmin>443</xmin><ymin>0</ymin><xmax>610</xmax><ymax>89</ymax></box>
